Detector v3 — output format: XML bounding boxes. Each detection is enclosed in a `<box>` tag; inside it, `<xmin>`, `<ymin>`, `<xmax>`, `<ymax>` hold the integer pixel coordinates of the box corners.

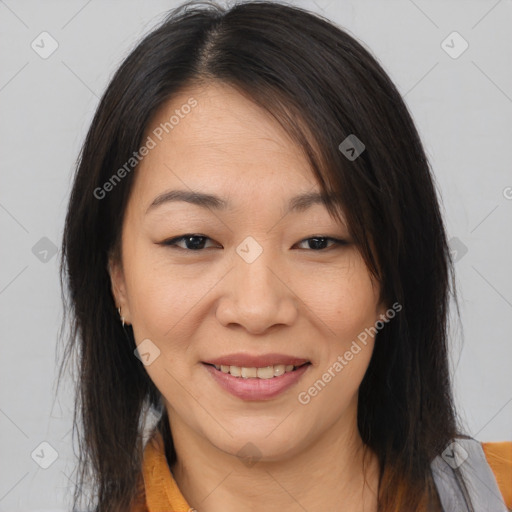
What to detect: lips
<box><xmin>203</xmin><ymin>353</ymin><xmax>310</xmax><ymax>368</ymax></box>
<box><xmin>202</xmin><ymin>353</ymin><xmax>312</xmax><ymax>400</ymax></box>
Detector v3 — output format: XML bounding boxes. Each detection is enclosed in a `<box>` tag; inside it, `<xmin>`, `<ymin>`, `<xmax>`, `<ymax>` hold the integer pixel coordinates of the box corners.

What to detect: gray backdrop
<box><xmin>1</xmin><ymin>0</ymin><xmax>511</xmax><ymax>510</ymax></box>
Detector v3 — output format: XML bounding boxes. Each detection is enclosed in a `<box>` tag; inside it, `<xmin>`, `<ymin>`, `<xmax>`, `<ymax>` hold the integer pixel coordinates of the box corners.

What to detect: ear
<box><xmin>369</xmin><ymin>273</ymin><xmax>388</xmax><ymax>321</ymax></box>
<box><xmin>376</xmin><ymin>300</ymin><xmax>388</xmax><ymax>320</ymax></box>
<box><xmin>107</xmin><ymin>254</ymin><xmax>131</xmax><ymax>325</ymax></box>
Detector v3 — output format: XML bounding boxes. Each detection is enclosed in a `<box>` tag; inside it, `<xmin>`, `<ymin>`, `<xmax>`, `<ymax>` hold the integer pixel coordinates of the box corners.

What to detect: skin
<box><xmin>109</xmin><ymin>82</ymin><xmax>387</xmax><ymax>512</ymax></box>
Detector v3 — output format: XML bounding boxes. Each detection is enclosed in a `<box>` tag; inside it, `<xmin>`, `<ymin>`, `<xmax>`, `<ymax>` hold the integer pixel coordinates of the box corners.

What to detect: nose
<box><xmin>215</xmin><ymin>245</ymin><xmax>298</xmax><ymax>335</ymax></box>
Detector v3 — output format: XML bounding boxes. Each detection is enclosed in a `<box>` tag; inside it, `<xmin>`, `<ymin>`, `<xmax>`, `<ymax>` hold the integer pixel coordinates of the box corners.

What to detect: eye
<box><xmin>161</xmin><ymin>234</ymin><xmax>219</xmax><ymax>251</ymax></box>
<box><xmin>295</xmin><ymin>236</ymin><xmax>347</xmax><ymax>251</ymax></box>
<box><xmin>160</xmin><ymin>234</ymin><xmax>347</xmax><ymax>252</ymax></box>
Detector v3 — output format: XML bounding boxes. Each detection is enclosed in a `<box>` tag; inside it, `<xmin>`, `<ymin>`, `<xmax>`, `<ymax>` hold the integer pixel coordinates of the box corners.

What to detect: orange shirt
<box><xmin>130</xmin><ymin>429</ymin><xmax>512</xmax><ymax>511</ymax></box>
<box><xmin>131</xmin><ymin>429</ymin><xmax>190</xmax><ymax>512</ymax></box>
<box><xmin>482</xmin><ymin>441</ymin><xmax>512</xmax><ymax>509</ymax></box>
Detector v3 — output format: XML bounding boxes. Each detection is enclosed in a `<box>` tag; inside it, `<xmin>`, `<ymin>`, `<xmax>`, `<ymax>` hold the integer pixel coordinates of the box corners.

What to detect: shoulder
<box><xmin>129</xmin><ymin>470</ymin><xmax>148</xmax><ymax>512</ymax></box>
<box><xmin>481</xmin><ymin>440</ymin><xmax>512</xmax><ymax>511</ymax></box>
<box><xmin>431</xmin><ymin>437</ymin><xmax>511</xmax><ymax>511</ymax></box>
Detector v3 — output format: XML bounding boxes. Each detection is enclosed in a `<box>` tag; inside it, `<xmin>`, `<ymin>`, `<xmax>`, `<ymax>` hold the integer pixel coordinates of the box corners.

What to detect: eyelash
<box><xmin>160</xmin><ymin>234</ymin><xmax>348</xmax><ymax>252</ymax></box>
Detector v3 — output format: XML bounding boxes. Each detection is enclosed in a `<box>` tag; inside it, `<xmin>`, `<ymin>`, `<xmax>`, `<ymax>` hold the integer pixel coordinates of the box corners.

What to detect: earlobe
<box><xmin>376</xmin><ymin>301</ymin><xmax>389</xmax><ymax>322</ymax></box>
<box><xmin>107</xmin><ymin>256</ymin><xmax>131</xmax><ymax>325</ymax></box>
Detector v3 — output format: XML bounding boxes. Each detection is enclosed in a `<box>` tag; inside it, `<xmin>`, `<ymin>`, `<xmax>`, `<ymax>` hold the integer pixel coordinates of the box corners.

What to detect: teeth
<box><xmin>256</xmin><ymin>366</ymin><xmax>274</xmax><ymax>379</ymax></box>
<box><xmin>229</xmin><ymin>365</ymin><xmax>241</xmax><ymax>377</ymax></box>
<box><xmin>212</xmin><ymin>363</ymin><xmax>304</xmax><ymax>378</ymax></box>
<box><xmin>273</xmin><ymin>364</ymin><xmax>286</xmax><ymax>376</ymax></box>
<box><xmin>241</xmin><ymin>367</ymin><xmax>257</xmax><ymax>378</ymax></box>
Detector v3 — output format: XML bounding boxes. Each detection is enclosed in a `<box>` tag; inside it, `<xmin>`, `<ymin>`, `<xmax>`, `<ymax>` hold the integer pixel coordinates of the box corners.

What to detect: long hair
<box><xmin>57</xmin><ymin>1</ymin><xmax>466</xmax><ymax>510</ymax></box>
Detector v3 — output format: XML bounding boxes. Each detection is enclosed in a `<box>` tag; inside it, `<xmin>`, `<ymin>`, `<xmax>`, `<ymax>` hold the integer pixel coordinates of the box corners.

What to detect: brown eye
<box><xmin>161</xmin><ymin>234</ymin><xmax>219</xmax><ymax>251</ymax></box>
<box><xmin>295</xmin><ymin>236</ymin><xmax>347</xmax><ymax>251</ymax></box>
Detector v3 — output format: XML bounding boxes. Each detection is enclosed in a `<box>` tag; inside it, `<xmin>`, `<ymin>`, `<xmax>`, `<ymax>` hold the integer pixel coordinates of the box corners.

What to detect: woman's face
<box><xmin>109</xmin><ymin>82</ymin><xmax>387</xmax><ymax>461</ymax></box>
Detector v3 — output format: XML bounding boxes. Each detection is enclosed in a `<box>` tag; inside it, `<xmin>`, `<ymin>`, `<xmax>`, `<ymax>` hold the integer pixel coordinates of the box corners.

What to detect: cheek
<box><xmin>123</xmin><ymin>240</ymin><xmax>212</xmax><ymax>339</ymax></box>
<box><xmin>301</xmin><ymin>255</ymin><xmax>379</xmax><ymax>398</ymax></box>
<box><xmin>301</xmin><ymin>254</ymin><xmax>380</xmax><ymax>342</ymax></box>
<box><xmin>123</xmin><ymin>247</ymin><xmax>204</xmax><ymax>410</ymax></box>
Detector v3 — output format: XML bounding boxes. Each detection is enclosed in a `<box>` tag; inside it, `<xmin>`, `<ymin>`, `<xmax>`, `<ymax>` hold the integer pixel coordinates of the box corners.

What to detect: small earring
<box><xmin>117</xmin><ymin>307</ymin><xmax>125</xmax><ymax>327</ymax></box>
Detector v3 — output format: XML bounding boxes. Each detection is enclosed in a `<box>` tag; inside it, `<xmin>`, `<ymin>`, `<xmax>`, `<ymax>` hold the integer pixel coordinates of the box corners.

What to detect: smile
<box><xmin>210</xmin><ymin>362</ymin><xmax>309</xmax><ymax>379</ymax></box>
<box><xmin>202</xmin><ymin>360</ymin><xmax>312</xmax><ymax>400</ymax></box>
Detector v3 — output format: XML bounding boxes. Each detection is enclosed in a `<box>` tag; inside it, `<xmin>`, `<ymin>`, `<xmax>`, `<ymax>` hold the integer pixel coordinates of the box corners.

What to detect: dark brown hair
<box><xmin>58</xmin><ymin>1</ymin><xmax>467</xmax><ymax>510</ymax></box>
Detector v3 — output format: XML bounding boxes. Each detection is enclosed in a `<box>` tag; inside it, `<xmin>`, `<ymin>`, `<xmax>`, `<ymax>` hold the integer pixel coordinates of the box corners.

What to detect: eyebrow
<box><xmin>145</xmin><ymin>189</ymin><xmax>338</xmax><ymax>216</ymax></box>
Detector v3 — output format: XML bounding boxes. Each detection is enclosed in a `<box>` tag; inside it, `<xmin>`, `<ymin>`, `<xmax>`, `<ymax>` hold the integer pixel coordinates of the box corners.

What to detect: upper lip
<box><xmin>203</xmin><ymin>353</ymin><xmax>310</xmax><ymax>368</ymax></box>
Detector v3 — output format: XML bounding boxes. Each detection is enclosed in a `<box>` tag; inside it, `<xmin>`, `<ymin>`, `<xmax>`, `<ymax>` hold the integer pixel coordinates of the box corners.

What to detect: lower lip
<box><xmin>203</xmin><ymin>363</ymin><xmax>310</xmax><ymax>401</ymax></box>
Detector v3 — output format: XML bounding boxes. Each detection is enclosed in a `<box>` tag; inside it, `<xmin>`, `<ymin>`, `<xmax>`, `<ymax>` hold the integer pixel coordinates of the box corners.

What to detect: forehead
<box><xmin>131</xmin><ymin>82</ymin><xmax>317</xmax><ymax>206</ymax></box>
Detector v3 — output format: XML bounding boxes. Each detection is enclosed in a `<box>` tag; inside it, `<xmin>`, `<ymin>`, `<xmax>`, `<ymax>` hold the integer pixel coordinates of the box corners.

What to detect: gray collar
<box><xmin>431</xmin><ymin>437</ymin><xmax>508</xmax><ymax>511</ymax></box>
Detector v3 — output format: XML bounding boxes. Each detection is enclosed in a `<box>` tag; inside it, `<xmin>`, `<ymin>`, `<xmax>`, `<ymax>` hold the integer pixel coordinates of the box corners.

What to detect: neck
<box><xmin>169</xmin><ymin>402</ymin><xmax>380</xmax><ymax>512</ymax></box>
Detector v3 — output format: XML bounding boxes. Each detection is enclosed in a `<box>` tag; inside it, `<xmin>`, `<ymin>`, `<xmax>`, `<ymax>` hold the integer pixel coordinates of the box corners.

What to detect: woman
<box><xmin>58</xmin><ymin>1</ymin><xmax>512</xmax><ymax>511</ymax></box>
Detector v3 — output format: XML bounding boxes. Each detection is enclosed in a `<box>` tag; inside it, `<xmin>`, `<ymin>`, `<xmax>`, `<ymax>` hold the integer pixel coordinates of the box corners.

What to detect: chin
<box><xmin>204</xmin><ymin>419</ymin><xmax>310</xmax><ymax>463</ymax></box>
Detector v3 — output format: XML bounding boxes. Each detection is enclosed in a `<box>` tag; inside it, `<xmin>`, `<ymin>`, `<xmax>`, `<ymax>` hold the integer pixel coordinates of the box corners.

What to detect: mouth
<box><xmin>204</xmin><ymin>362</ymin><xmax>311</xmax><ymax>379</ymax></box>
<box><xmin>201</xmin><ymin>357</ymin><xmax>312</xmax><ymax>401</ymax></box>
